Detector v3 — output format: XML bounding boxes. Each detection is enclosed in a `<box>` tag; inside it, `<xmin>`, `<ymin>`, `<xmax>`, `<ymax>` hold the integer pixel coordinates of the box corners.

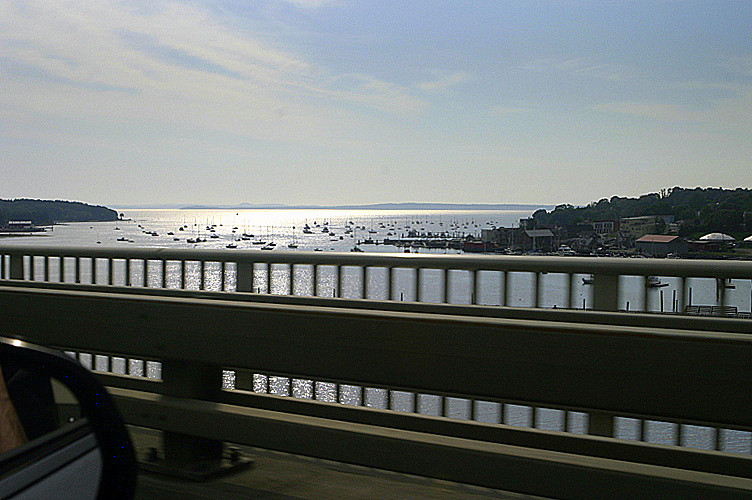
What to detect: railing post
<box><xmin>473</xmin><ymin>270</ymin><xmax>481</xmax><ymax>305</ymax></box>
<box><xmin>149</xmin><ymin>359</ymin><xmax>250</xmax><ymax>477</ymax></box>
<box><xmin>9</xmin><ymin>252</ymin><xmax>24</xmax><ymax>280</ymax></box>
<box><xmin>236</xmin><ymin>262</ymin><xmax>253</xmax><ymax>292</ymax></box>
<box><xmin>444</xmin><ymin>269</ymin><xmax>450</xmax><ymax>304</ymax></box>
<box><xmin>162</xmin><ymin>361</ymin><xmax>221</xmax><ymax>460</ymax></box>
<box><xmin>592</xmin><ymin>274</ymin><xmax>619</xmax><ymax>311</ymax></box>
<box><xmin>233</xmin><ymin>369</ymin><xmax>254</xmax><ymax>391</ymax></box>
<box><xmin>588</xmin><ymin>411</ymin><xmax>614</xmax><ymax>438</ymax></box>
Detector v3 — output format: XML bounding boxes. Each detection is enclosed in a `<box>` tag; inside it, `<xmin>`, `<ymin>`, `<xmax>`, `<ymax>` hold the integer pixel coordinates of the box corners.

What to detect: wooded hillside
<box><xmin>531</xmin><ymin>187</ymin><xmax>752</xmax><ymax>238</ymax></box>
<box><xmin>0</xmin><ymin>199</ymin><xmax>118</xmax><ymax>226</ymax></box>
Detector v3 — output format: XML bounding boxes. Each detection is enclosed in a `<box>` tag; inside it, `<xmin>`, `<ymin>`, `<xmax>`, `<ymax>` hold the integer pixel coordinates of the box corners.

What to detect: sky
<box><xmin>1</xmin><ymin>0</ymin><xmax>751</xmax><ymax>207</ymax></box>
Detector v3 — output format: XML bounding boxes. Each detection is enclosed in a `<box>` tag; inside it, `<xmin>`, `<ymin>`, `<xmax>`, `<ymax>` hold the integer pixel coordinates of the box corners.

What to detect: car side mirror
<box><xmin>0</xmin><ymin>337</ymin><xmax>137</xmax><ymax>499</ymax></box>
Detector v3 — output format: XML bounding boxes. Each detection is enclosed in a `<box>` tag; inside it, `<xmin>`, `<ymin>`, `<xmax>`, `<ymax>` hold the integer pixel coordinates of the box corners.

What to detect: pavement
<box><xmin>130</xmin><ymin>427</ymin><xmax>544</xmax><ymax>500</ymax></box>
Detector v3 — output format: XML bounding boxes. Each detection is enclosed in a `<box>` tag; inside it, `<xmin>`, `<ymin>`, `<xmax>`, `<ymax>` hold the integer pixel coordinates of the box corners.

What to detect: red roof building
<box><xmin>635</xmin><ymin>235</ymin><xmax>688</xmax><ymax>256</ymax></box>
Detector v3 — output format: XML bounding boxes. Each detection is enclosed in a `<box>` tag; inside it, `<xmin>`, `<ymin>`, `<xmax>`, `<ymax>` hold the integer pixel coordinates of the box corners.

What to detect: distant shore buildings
<box><xmin>0</xmin><ymin>221</ymin><xmax>45</xmax><ymax>234</ymax></box>
<box><xmin>478</xmin><ymin>214</ymin><xmax>747</xmax><ymax>257</ymax></box>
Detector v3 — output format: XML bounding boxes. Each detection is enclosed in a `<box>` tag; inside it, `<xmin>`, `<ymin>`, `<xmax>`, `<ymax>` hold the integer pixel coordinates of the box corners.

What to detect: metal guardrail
<box><xmin>2</xmin><ymin>245</ymin><xmax>751</xmax><ymax>312</ymax></box>
<box><xmin>2</xmin><ymin>284</ymin><xmax>752</xmax><ymax>497</ymax></box>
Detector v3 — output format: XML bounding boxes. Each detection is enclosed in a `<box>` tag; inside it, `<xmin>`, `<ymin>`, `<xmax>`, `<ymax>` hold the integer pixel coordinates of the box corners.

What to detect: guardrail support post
<box><xmin>234</xmin><ymin>369</ymin><xmax>255</xmax><ymax>391</ymax></box>
<box><xmin>588</xmin><ymin>411</ymin><xmax>614</xmax><ymax>438</ymax></box>
<box><xmin>9</xmin><ymin>253</ymin><xmax>24</xmax><ymax>280</ymax></box>
<box><xmin>236</xmin><ymin>262</ymin><xmax>253</xmax><ymax>292</ymax></box>
<box><xmin>592</xmin><ymin>274</ymin><xmax>619</xmax><ymax>311</ymax></box>
<box><xmin>145</xmin><ymin>360</ymin><xmax>252</xmax><ymax>479</ymax></box>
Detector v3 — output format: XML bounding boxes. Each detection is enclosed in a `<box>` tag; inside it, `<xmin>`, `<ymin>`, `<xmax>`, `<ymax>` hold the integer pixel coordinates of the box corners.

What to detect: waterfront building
<box><xmin>481</xmin><ymin>227</ymin><xmax>555</xmax><ymax>252</ymax></box>
<box><xmin>0</xmin><ymin>221</ymin><xmax>44</xmax><ymax>233</ymax></box>
<box><xmin>591</xmin><ymin>220</ymin><xmax>619</xmax><ymax>235</ymax></box>
<box><xmin>620</xmin><ymin>215</ymin><xmax>674</xmax><ymax>238</ymax></box>
<box><xmin>635</xmin><ymin>234</ymin><xmax>688</xmax><ymax>257</ymax></box>
<box><xmin>520</xmin><ymin>229</ymin><xmax>555</xmax><ymax>252</ymax></box>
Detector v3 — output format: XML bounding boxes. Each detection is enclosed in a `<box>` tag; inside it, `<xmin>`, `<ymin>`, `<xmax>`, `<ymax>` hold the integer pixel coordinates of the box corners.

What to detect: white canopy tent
<box><xmin>699</xmin><ymin>232</ymin><xmax>735</xmax><ymax>241</ymax></box>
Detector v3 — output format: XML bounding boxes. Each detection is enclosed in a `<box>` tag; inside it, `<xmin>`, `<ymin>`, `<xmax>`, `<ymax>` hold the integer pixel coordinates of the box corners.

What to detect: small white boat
<box><xmin>557</xmin><ymin>245</ymin><xmax>576</xmax><ymax>256</ymax></box>
<box><xmin>647</xmin><ymin>276</ymin><xmax>668</xmax><ymax>288</ymax></box>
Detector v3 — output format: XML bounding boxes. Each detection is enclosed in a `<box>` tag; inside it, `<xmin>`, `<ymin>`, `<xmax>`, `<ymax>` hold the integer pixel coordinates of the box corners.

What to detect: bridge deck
<box><xmin>130</xmin><ymin>428</ymin><xmax>528</xmax><ymax>500</ymax></box>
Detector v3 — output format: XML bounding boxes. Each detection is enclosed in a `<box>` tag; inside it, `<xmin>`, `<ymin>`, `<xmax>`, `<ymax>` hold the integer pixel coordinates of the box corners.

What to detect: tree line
<box><xmin>0</xmin><ymin>199</ymin><xmax>119</xmax><ymax>226</ymax></box>
<box><xmin>531</xmin><ymin>187</ymin><xmax>752</xmax><ymax>238</ymax></box>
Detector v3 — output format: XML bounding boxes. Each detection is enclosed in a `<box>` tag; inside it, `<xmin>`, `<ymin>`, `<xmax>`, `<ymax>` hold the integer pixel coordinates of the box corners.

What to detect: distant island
<box><xmin>117</xmin><ymin>202</ymin><xmax>553</xmax><ymax>211</ymax></box>
<box><xmin>0</xmin><ymin>199</ymin><xmax>119</xmax><ymax>226</ymax></box>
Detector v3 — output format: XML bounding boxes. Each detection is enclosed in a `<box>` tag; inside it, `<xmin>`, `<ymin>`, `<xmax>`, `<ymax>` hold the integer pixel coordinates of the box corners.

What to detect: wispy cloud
<box><xmin>0</xmin><ymin>0</ymin><xmax>422</xmax><ymax>134</ymax></box>
<box><xmin>415</xmin><ymin>71</ymin><xmax>471</xmax><ymax>92</ymax></box>
<box><xmin>280</xmin><ymin>0</ymin><xmax>338</xmax><ymax>8</ymax></box>
<box><xmin>493</xmin><ymin>105</ymin><xmax>532</xmax><ymax>115</ymax></box>
<box><xmin>592</xmin><ymin>101</ymin><xmax>699</xmax><ymax>122</ymax></box>
<box><xmin>521</xmin><ymin>57</ymin><xmax>639</xmax><ymax>82</ymax></box>
<box><xmin>328</xmin><ymin>74</ymin><xmax>427</xmax><ymax>113</ymax></box>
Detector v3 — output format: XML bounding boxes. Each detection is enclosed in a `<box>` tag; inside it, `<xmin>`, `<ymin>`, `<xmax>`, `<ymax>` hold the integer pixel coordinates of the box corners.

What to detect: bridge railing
<box><xmin>2</xmin><ymin>283</ymin><xmax>752</xmax><ymax>496</ymax></box>
<box><xmin>2</xmin><ymin>245</ymin><xmax>751</xmax><ymax>313</ymax></box>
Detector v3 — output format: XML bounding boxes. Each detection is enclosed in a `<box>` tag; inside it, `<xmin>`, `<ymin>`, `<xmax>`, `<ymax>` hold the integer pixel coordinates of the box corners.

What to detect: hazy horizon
<box><xmin>2</xmin><ymin>1</ymin><xmax>751</xmax><ymax>207</ymax></box>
